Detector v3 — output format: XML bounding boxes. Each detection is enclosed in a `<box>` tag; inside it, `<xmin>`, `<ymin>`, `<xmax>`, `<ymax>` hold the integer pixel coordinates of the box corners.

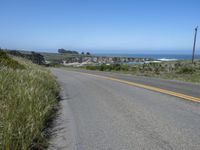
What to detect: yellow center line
<box><xmin>78</xmin><ymin>72</ymin><xmax>200</xmax><ymax>103</ymax></box>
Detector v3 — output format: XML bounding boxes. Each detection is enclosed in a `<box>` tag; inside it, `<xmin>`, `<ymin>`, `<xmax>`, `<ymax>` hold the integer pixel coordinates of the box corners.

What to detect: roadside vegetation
<box><xmin>0</xmin><ymin>50</ymin><xmax>59</xmax><ymax>150</ymax></box>
<box><xmin>0</xmin><ymin>50</ymin><xmax>25</xmax><ymax>69</ymax></box>
<box><xmin>85</xmin><ymin>61</ymin><xmax>200</xmax><ymax>83</ymax></box>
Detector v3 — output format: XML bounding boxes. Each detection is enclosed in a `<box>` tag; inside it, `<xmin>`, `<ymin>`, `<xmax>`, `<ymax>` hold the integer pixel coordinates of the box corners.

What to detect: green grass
<box><xmin>0</xmin><ymin>50</ymin><xmax>25</xmax><ymax>69</ymax></box>
<box><xmin>84</xmin><ymin>61</ymin><xmax>200</xmax><ymax>83</ymax></box>
<box><xmin>0</xmin><ymin>50</ymin><xmax>59</xmax><ymax>150</ymax></box>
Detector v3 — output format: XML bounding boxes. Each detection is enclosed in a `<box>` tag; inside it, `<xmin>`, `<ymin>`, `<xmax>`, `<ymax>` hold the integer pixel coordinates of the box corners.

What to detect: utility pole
<box><xmin>192</xmin><ymin>26</ymin><xmax>198</xmax><ymax>63</ymax></box>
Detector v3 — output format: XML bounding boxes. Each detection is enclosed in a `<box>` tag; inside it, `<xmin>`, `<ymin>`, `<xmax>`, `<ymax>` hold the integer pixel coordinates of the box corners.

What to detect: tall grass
<box><xmin>0</xmin><ymin>53</ymin><xmax>59</xmax><ymax>149</ymax></box>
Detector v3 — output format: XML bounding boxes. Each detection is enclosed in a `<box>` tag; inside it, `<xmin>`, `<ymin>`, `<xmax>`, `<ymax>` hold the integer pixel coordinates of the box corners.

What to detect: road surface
<box><xmin>49</xmin><ymin>68</ymin><xmax>200</xmax><ymax>150</ymax></box>
<box><xmin>68</xmin><ymin>68</ymin><xmax>200</xmax><ymax>98</ymax></box>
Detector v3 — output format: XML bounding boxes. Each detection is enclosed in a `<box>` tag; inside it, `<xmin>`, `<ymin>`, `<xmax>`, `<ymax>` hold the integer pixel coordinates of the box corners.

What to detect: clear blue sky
<box><xmin>0</xmin><ymin>0</ymin><xmax>199</xmax><ymax>54</ymax></box>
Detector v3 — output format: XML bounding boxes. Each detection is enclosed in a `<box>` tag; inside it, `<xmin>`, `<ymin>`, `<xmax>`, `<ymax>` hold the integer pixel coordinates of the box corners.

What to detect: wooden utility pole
<box><xmin>192</xmin><ymin>26</ymin><xmax>198</xmax><ymax>63</ymax></box>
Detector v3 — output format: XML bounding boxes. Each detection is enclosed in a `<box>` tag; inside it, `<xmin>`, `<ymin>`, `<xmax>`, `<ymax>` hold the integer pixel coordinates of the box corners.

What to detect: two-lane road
<box><xmin>49</xmin><ymin>68</ymin><xmax>200</xmax><ymax>150</ymax></box>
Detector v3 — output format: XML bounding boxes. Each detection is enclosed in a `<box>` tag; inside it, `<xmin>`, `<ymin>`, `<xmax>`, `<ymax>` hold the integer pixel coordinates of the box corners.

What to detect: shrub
<box><xmin>177</xmin><ymin>67</ymin><xmax>196</xmax><ymax>74</ymax></box>
<box><xmin>0</xmin><ymin>50</ymin><xmax>8</xmax><ymax>58</ymax></box>
<box><xmin>0</xmin><ymin>50</ymin><xmax>25</xmax><ymax>69</ymax></box>
<box><xmin>121</xmin><ymin>65</ymin><xmax>129</xmax><ymax>71</ymax></box>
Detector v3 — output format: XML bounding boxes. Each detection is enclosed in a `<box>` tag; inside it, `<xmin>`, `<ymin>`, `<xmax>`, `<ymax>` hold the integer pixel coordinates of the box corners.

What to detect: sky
<box><xmin>0</xmin><ymin>0</ymin><xmax>200</xmax><ymax>54</ymax></box>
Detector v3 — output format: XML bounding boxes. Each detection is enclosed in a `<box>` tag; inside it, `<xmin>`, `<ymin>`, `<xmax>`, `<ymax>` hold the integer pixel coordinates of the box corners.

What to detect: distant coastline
<box><xmin>95</xmin><ymin>54</ymin><xmax>200</xmax><ymax>61</ymax></box>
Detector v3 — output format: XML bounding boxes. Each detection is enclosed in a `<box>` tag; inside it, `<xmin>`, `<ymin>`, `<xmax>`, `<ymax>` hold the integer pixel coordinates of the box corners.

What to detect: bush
<box><xmin>0</xmin><ymin>50</ymin><xmax>8</xmax><ymax>58</ymax></box>
<box><xmin>0</xmin><ymin>50</ymin><xmax>25</xmax><ymax>69</ymax></box>
<box><xmin>86</xmin><ymin>65</ymin><xmax>98</xmax><ymax>70</ymax></box>
<box><xmin>177</xmin><ymin>67</ymin><xmax>196</xmax><ymax>74</ymax></box>
<box><xmin>120</xmin><ymin>64</ymin><xmax>129</xmax><ymax>71</ymax></box>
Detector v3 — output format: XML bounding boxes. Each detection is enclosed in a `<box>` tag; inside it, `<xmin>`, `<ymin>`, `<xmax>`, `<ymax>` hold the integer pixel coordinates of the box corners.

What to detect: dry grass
<box><xmin>0</xmin><ymin>54</ymin><xmax>59</xmax><ymax>150</ymax></box>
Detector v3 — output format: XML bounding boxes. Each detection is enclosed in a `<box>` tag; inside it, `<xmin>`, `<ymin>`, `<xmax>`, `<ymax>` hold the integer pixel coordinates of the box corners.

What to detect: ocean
<box><xmin>95</xmin><ymin>54</ymin><xmax>200</xmax><ymax>61</ymax></box>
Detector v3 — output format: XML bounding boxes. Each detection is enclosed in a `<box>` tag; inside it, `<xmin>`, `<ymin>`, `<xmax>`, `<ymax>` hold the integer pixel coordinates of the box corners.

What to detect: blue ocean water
<box><xmin>95</xmin><ymin>54</ymin><xmax>200</xmax><ymax>60</ymax></box>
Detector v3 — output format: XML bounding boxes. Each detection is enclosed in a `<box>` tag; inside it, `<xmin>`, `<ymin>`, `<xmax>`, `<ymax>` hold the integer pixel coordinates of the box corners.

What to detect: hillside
<box><xmin>0</xmin><ymin>50</ymin><xmax>59</xmax><ymax>150</ymax></box>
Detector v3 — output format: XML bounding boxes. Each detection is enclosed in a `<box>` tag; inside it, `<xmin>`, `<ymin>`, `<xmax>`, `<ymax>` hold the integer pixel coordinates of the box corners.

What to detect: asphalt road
<box><xmin>49</xmin><ymin>68</ymin><xmax>200</xmax><ymax>150</ymax></box>
<box><xmin>69</xmin><ymin>69</ymin><xmax>200</xmax><ymax>98</ymax></box>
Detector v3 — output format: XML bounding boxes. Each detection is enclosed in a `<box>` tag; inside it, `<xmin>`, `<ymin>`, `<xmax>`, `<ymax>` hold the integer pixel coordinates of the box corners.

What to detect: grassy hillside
<box><xmin>0</xmin><ymin>50</ymin><xmax>25</xmax><ymax>69</ymax></box>
<box><xmin>85</xmin><ymin>61</ymin><xmax>200</xmax><ymax>83</ymax></box>
<box><xmin>0</xmin><ymin>50</ymin><xmax>59</xmax><ymax>150</ymax></box>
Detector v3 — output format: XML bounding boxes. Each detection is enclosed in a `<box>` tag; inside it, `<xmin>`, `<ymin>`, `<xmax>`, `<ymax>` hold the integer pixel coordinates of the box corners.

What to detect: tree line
<box><xmin>58</xmin><ymin>48</ymin><xmax>91</xmax><ymax>55</ymax></box>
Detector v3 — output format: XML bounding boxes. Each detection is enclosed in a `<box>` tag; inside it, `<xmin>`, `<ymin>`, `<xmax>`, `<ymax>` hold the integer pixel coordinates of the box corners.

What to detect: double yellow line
<box><xmin>79</xmin><ymin>72</ymin><xmax>200</xmax><ymax>103</ymax></box>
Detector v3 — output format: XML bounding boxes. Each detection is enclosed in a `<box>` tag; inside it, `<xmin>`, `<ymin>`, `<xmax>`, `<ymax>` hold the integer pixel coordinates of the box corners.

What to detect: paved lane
<box><xmin>49</xmin><ymin>68</ymin><xmax>200</xmax><ymax>150</ymax></box>
<box><xmin>70</xmin><ymin>69</ymin><xmax>200</xmax><ymax>98</ymax></box>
